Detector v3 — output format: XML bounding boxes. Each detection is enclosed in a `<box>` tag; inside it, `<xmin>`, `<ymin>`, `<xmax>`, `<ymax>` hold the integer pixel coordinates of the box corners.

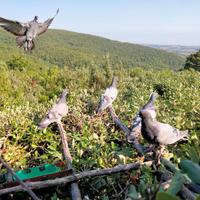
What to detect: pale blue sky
<box><xmin>1</xmin><ymin>0</ymin><xmax>200</xmax><ymax>45</ymax></box>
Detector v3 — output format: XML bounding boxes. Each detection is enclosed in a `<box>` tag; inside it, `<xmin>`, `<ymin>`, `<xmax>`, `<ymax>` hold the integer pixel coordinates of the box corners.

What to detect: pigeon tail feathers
<box><xmin>179</xmin><ymin>130</ymin><xmax>189</xmax><ymax>141</ymax></box>
<box><xmin>56</xmin><ymin>89</ymin><xmax>68</xmax><ymax>105</ymax></box>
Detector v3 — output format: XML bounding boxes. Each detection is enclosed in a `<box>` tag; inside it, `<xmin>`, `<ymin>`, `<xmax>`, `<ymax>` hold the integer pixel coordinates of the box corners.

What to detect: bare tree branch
<box><xmin>57</xmin><ymin>122</ymin><xmax>82</xmax><ymax>200</ymax></box>
<box><xmin>0</xmin><ymin>161</ymin><xmax>153</xmax><ymax>195</ymax></box>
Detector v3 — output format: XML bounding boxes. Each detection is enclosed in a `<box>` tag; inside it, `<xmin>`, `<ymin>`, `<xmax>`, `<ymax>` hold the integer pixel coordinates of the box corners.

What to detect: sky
<box><xmin>1</xmin><ymin>0</ymin><xmax>200</xmax><ymax>46</ymax></box>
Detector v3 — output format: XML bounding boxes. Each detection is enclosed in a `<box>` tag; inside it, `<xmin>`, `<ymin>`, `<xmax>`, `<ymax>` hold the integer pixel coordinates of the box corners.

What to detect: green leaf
<box><xmin>127</xmin><ymin>185</ymin><xmax>139</xmax><ymax>200</ymax></box>
<box><xmin>186</xmin><ymin>146</ymin><xmax>200</xmax><ymax>164</ymax></box>
<box><xmin>156</xmin><ymin>192</ymin><xmax>180</xmax><ymax>200</ymax></box>
<box><xmin>196</xmin><ymin>196</ymin><xmax>200</xmax><ymax>200</ymax></box>
<box><xmin>180</xmin><ymin>160</ymin><xmax>200</xmax><ymax>184</ymax></box>
<box><xmin>167</xmin><ymin>172</ymin><xmax>184</xmax><ymax>195</ymax></box>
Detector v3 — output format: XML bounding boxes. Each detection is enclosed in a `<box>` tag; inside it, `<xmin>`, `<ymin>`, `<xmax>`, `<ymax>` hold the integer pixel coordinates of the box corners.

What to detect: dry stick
<box><xmin>57</xmin><ymin>122</ymin><xmax>72</xmax><ymax>168</ymax></box>
<box><xmin>0</xmin><ymin>162</ymin><xmax>153</xmax><ymax>195</ymax></box>
<box><xmin>108</xmin><ymin>105</ymin><xmax>144</xmax><ymax>155</ymax></box>
<box><xmin>180</xmin><ymin>186</ymin><xmax>196</xmax><ymax>200</ymax></box>
<box><xmin>0</xmin><ymin>157</ymin><xmax>40</xmax><ymax>200</ymax></box>
<box><xmin>57</xmin><ymin>122</ymin><xmax>82</xmax><ymax>200</ymax></box>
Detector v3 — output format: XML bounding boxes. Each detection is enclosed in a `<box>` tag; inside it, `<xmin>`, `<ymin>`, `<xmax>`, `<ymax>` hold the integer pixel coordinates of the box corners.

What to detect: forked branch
<box><xmin>108</xmin><ymin>105</ymin><xmax>144</xmax><ymax>155</ymax></box>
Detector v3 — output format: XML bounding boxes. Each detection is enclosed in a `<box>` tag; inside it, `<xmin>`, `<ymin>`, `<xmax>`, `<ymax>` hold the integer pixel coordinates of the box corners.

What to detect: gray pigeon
<box><xmin>140</xmin><ymin>109</ymin><xmax>189</xmax><ymax>145</ymax></box>
<box><xmin>0</xmin><ymin>9</ymin><xmax>59</xmax><ymax>52</ymax></box>
<box><xmin>38</xmin><ymin>89</ymin><xmax>68</xmax><ymax>129</ymax></box>
<box><xmin>96</xmin><ymin>77</ymin><xmax>118</xmax><ymax>114</ymax></box>
<box><xmin>127</xmin><ymin>92</ymin><xmax>158</xmax><ymax>142</ymax></box>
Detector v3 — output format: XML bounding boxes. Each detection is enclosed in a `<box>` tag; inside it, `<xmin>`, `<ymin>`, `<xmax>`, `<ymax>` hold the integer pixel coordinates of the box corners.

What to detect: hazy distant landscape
<box><xmin>146</xmin><ymin>44</ymin><xmax>200</xmax><ymax>56</ymax></box>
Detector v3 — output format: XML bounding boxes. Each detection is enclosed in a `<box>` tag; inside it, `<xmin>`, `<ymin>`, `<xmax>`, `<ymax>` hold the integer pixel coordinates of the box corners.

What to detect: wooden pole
<box><xmin>0</xmin><ymin>156</ymin><xmax>40</xmax><ymax>200</ymax></box>
<box><xmin>57</xmin><ymin>122</ymin><xmax>82</xmax><ymax>200</ymax></box>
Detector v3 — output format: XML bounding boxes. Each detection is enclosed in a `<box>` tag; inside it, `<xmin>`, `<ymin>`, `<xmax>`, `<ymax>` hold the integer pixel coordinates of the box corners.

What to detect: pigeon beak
<box><xmin>38</xmin><ymin>119</ymin><xmax>51</xmax><ymax>130</ymax></box>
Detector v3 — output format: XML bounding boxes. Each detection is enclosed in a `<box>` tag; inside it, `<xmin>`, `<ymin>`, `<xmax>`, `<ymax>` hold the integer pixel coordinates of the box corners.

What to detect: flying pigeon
<box><xmin>140</xmin><ymin>109</ymin><xmax>189</xmax><ymax>145</ymax></box>
<box><xmin>0</xmin><ymin>9</ymin><xmax>59</xmax><ymax>52</ymax></box>
<box><xmin>127</xmin><ymin>92</ymin><xmax>158</xmax><ymax>142</ymax></box>
<box><xmin>38</xmin><ymin>89</ymin><xmax>68</xmax><ymax>129</ymax></box>
<box><xmin>96</xmin><ymin>77</ymin><xmax>118</xmax><ymax>114</ymax></box>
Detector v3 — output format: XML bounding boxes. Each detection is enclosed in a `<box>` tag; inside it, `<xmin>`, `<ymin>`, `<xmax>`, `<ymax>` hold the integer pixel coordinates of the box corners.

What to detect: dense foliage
<box><xmin>0</xmin><ymin>28</ymin><xmax>199</xmax><ymax>199</ymax></box>
<box><xmin>0</xmin><ymin>29</ymin><xmax>185</xmax><ymax>70</ymax></box>
<box><xmin>0</xmin><ymin>51</ymin><xmax>199</xmax><ymax>199</ymax></box>
<box><xmin>185</xmin><ymin>49</ymin><xmax>200</xmax><ymax>71</ymax></box>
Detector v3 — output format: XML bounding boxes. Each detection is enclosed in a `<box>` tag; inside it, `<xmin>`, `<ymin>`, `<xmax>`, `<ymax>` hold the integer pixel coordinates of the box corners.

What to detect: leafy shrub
<box><xmin>185</xmin><ymin>50</ymin><xmax>200</xmax><ymax>71</ymax></box>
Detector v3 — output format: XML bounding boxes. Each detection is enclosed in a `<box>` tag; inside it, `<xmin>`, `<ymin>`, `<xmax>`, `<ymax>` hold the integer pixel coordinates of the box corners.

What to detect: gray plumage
<box><xmin>0</xmin><ymin>9</ymin><xmax>59</xmax><ymax>52</ymax></box>
<box><xmin>38</xmin><ymin>89</ymin><xmax>68</xmax><ymax>129</ymax></box>
<box><xmin>127</xmin><ymin>92</ymin><xmax>158</xmax><ymax>142</ymax></box>
<box><xmin>140</xmin><ymin>109</ymin><xmax>189</xmax><ymax>145</ymax></box>
<box><xmin>96</xmin><ymin>77</ymin><xmax>118</xmax><ymax>114</ymax></box>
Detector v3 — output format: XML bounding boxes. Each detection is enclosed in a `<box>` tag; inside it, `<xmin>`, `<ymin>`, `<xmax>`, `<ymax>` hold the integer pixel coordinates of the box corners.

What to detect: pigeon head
<box><xmin>151</xmin><ymin>91</ymin><xmax>158</xmax><ymax>102</ymax></box>
<box><xmin>38</xmin><ymin>112</ymin><xmax>62</xmax><ymax>130</ymax></box>
<box><xmin>60</xmin><ymin>89</ymin><xmax>68</xmax><ymax>99</ymax></box>
<box><xmin>34</xmin><ymin>16</ymin><xmax>38</xmax><ymax>21</ymax></box>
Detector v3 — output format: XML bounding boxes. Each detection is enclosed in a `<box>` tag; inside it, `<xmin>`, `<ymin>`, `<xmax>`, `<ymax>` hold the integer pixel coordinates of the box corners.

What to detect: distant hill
<box><xmin>146</xmin><ymin>44</ymin><xmax>200</xmax><ymax>56</ymax></box>
<box><xmin>0</xmin><ymin>29</ymin><xmax>185</xmax><ymax>69</ymax></box>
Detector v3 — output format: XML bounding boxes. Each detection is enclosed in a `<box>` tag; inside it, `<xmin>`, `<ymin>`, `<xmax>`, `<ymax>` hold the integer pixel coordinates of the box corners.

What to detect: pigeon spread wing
<box><xmin>0</xmin><ymin>17</ymin><xmax>27</xmax><ymax>36</ymax></box>
<box><xmin>38</xmin><ymin>9</ymin><xmax>59</xmax><ymax>36</ymax></box>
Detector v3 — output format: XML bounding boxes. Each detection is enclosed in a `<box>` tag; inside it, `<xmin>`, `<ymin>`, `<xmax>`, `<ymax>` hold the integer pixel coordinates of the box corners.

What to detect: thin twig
<box><xmin>0</xmin><ymin>156</ymin><xmax>40</xmax><ymax>200</ymax></box>
<box><xmin>0</xmin><ymin>161</ymin><xmax>152</xmax><ymax>195</ymax></box>
<box><xmin>57</xmin><ymin>122</ymin><xmax>82</xmax><ymax>200</ymax></box>
<box><xmin>180</xmin><ymin>185</ymin><xmax>196</xmax><ymax>200</ymax></box>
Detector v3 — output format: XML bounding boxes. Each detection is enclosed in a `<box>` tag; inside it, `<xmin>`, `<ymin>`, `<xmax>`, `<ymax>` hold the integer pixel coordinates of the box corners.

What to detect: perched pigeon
<box><xmin>127</xmin><ymin>92</ymin><xmax>158</xmax><ymax>142</ymax></box>
<box><xmin>0</xmin><ymin>9</ymin><xmax>59</xmax><ymax>52</ymax></box>
<box><xmin>140</xmin><ymin>109</ymin><xmax>189</xmax><ymax>145</ymax></box>
<box><xmin>96</xmin><ymin>77</ymin><xmax>118</xmax><ymax>114</ymax></box>
<box><xmin>38</xmin><ymin>89</ymin><xmax>68</xmax><ymax>129</ymax></box>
